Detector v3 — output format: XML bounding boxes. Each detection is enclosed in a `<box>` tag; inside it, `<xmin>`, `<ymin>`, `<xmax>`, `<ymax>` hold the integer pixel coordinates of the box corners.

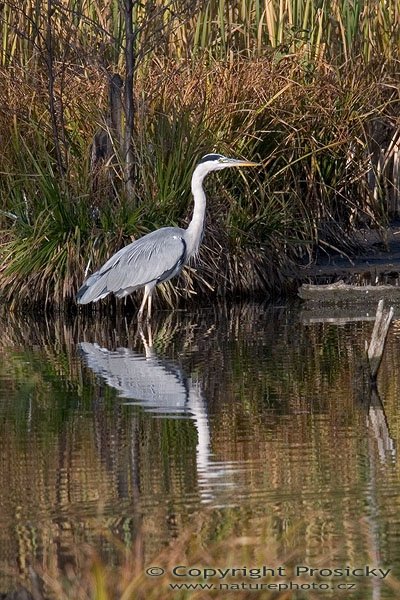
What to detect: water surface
<box><xmin>0</xmin><ymin>303</ymin><xmax>400</xmax><ymax>598</ymax></box>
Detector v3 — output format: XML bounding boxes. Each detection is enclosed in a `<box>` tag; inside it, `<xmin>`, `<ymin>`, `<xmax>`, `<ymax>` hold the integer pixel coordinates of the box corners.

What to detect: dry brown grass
<box><xmin>0</xmin><ymin>39</ymin><xmax>398</xmax><ymax>308</ymax></box>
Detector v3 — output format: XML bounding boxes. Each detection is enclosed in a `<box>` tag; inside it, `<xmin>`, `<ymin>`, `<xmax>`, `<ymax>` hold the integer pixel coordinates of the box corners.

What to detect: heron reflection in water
<box><xmin>79</xmin><ymin>328</ymin><xmax>236</xmax><ymax>503</ymax></box>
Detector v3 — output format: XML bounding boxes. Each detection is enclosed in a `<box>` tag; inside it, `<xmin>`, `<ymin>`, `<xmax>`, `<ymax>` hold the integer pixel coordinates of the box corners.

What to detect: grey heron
<box><xmin>77</xmin><ymin>154</ymin><xmax>258</xmax><ymax>318</ymax></box>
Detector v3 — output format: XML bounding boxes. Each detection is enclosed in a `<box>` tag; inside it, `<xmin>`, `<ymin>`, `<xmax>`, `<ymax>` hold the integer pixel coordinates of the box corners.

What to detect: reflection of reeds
<box><xmin>19</xmin><ymin>512</ymin><xmax>320</xmax><ymax>599</ymax></box>
<box><xmin>17</xmin><ymin>515</ymin><xmax>400</xmax><ymax>599</ymax></box>
<box><xmin>1</xmin><ymin>308</ymin><xmax>400</xmax><ymax>597</ymax></box>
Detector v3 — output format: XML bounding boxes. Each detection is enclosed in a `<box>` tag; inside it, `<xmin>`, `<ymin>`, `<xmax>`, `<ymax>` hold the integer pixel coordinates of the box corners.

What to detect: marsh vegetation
<box><xmin>0</xmin><ymin>0</ymin><xmax>398</xmax><ymax>309</ymax></box>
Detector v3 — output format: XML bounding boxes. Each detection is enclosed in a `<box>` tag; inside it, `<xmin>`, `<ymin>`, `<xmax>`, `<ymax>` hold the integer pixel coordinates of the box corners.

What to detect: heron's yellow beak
<box><xmin>228</xmin><ymin>159</ymin><xmax>259</xmax><ymax>167</ymax></box>
<box><xmin>238</xmin><ymin>160</ymin><xmax>259</xmax><ymax>167</ymax></box>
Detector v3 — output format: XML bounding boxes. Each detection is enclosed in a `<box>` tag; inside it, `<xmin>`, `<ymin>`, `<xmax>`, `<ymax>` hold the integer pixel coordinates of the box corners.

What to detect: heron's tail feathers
<box><xmin>76</xmin><ymin>271</ymin><xmax>110</xmax><ymax>304</ymax></box>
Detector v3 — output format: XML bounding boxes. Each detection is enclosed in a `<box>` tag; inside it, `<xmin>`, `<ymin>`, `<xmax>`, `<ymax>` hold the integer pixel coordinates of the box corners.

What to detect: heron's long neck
<box><xmin>185</xmin><ymin>167</ymin><xmax>207</xmax><ymax>260</ymax></box>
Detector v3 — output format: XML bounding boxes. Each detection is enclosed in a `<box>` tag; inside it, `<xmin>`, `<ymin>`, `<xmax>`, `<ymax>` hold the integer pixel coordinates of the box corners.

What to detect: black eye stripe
<box><xmin>198</xmin><ymin>153</ymin><xmax>224</xmax><ymax>164</ymax></box>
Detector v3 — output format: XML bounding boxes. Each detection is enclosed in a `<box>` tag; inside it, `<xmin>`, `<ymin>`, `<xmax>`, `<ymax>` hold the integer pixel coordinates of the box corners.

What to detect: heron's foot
<box><xmin>137</xmin><ymin>308</ymin><xmax>150</xmax><ymax>322</ymax></box>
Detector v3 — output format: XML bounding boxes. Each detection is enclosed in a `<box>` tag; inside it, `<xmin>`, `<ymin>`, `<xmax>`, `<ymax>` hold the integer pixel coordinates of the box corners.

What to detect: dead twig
<box><xmin>366</xmin><ymin>299</ymin><xmax>394</xmax><ymax>380</ymax></box>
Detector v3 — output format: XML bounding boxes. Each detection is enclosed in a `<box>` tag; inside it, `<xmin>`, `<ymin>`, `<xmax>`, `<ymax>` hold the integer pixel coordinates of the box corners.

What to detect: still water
<box><xmin>1</xmin><ymin>303</ymin><xmax>400</xmax><ymax>598</ymax></box>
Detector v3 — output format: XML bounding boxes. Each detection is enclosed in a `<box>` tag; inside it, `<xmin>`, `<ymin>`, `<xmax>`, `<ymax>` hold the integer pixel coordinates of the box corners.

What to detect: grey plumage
<box><xmin>77</xmin><ymin>153</ymin><xmax>258</xmax><ymax>319</ymax></box>
<box><xmin>77</xmin><ymin>228</ymin><xmax>186</xmax><ymax>303</ymax></box>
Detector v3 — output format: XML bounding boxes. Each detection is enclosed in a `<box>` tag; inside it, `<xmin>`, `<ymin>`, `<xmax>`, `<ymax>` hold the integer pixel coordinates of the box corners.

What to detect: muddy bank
<box><xmin>299</xmin><ymin>223</ymin><xmax>400</xmax><ymax>286</ymax></box>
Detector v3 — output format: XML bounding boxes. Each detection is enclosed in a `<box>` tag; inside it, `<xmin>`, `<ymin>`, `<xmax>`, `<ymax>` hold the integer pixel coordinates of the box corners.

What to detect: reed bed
<box><xmin>1</xmin><ymin>0</ymin><xmax>398</xmax><ymax>66</ymax></box>
<box><xmin>0</xmin><ymin>0</ymin><xmax>398</xmax><ymax>309</ymax></box>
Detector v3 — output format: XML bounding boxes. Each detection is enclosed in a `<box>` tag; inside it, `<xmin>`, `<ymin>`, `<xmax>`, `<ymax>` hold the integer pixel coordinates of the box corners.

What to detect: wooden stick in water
<box><xmin>366</xmin><ymin>299</ymin><xmax>394</xmax><ymax>379</ymax></box>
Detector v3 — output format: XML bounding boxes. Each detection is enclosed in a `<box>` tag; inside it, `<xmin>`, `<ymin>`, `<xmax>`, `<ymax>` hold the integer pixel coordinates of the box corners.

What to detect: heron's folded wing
<box><xmin>77</xmin><ymin>228</ymin><xmax>186</xmax><ymax>304</ymax></box>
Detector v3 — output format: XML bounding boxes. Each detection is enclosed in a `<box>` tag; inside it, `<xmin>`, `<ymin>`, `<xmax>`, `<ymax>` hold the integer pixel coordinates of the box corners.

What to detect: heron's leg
<box><xmin>147</xmin><ymin>292</ymin><xmax>152</xmax><ymax>321</ymax></box>
<box><xmin>138</xmin><ymin>286</ymin><xmax>150</xmax><ymax>321</ymax></box>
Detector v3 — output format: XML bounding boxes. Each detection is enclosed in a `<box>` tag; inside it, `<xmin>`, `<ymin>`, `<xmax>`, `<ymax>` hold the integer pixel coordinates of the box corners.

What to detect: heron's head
<box><xmin>196</xmin><ymin>153</ymin><xmax>258</xmax><ymax>174</ymax></box>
